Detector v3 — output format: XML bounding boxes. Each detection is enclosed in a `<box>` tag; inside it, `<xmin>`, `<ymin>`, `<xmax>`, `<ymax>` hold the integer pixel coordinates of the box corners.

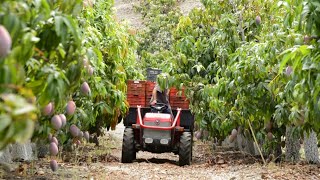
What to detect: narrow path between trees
<box><xmin>2</xmin><ymin>1</ymin><xmax>320</xmax><ymax>179</ymax></box>
<box><xmin>113</xmin><ymin>0</ymin><xmax>144</xmax><ymax>29</ymax></box>
<box><xmin>98</xmin><ymin>122</ymin><xmax>319</xmax><ymax>180</ymax></box>
<box><xmin>103</xmin><ymin>122</ymin><xmax>262</xmax><ymax>180</ymax></box>
<box><xmin>107</xmin><ymin>1</ymin><xmax>320</xmax><ymax>179</ymax></box>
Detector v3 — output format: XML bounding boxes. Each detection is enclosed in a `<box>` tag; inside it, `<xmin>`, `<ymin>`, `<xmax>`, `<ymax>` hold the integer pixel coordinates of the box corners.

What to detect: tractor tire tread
<box><xmin>179</xmin><ymin>132</ymin><xmax>192</xmax><ymax>166</ymax></box>
<box><xmin>121</xmin><ymin>127</ymin><xmax>135</xmax><ymax>163</ymax></box>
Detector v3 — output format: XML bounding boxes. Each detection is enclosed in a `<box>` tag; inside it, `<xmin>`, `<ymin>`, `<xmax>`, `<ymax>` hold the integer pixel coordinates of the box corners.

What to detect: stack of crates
<box><xmin>169</xmin><ymin>88</ymin><xmax>189</xmax><ymax>109</ymax></box>
<box><xmin>127</xmin><ymin>80</ymin><xmax>146</xmax><ymax>107</ymax></box>
<box><xmin>145</xmin><ymin>81</ymin><xmax>156</xmax><ymax>106</ymax></box>
<box><xmin>126</xmin><ymin>79</ymin><xmax>190</xmax><ymax>109</ymax></box>
<box><xmin>146</xmin><ymin>68</ymin><xmax>162</xmax><ymax>82</ymax></box>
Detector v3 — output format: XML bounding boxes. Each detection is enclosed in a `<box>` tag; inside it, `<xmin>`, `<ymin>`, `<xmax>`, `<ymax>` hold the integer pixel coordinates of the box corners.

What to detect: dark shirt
<box><xmin>156</xmin><ymin>90</ymin><xmax>169</xmax><ymax>104</ymax></box>
<box><xmin>154</xmin><ymin>84</ymin><xmax>169</xmax><ymax>104</ymax></box>
<box><xmin>151</xmin><ymin>84</ymin><xmax>171</xmax><ymax>114</ymax></box>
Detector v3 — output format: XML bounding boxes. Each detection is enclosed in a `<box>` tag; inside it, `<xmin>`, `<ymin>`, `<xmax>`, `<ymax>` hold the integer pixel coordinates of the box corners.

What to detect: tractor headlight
<box><xmin>160</xmin><ymin>139</ymin><xmax>169</xmax><ymax>145</ymax></box>
<box><xmin>145</xmin><ymin>138</ymin><xmax>153</xmax><ymax>144</ymax></box>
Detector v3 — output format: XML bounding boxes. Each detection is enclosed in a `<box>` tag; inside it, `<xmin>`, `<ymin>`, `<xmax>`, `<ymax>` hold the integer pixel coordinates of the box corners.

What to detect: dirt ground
<box><xmin>113</xmin><ymin>0</ymin><xmax>204</xmax><ymax>30</ymax></box>
<box><xmin>114</xmin><ymin>0</ymin><xmax>144</xmax><ymax>29</ymax></box>
<box><xmin>1</xmin><ymin>122</ymin><xmax>320</xmax><ymax>180</ymax></box>
<box><xmin>178</xmin><ymin>0</ymin><xmax>204</xmax><ymax>16</ymax></box>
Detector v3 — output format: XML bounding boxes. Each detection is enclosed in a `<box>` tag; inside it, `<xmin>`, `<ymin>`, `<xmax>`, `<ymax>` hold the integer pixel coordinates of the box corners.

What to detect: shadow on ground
<box><xmin>135</xmin><ymin>157</ymin><xmax>178</xmax><ymax>165</ymax></box>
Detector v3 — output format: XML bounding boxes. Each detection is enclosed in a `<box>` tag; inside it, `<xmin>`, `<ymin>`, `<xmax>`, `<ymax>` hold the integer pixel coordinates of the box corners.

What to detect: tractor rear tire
<box><xmin>121</xmin><ymin>127</ymin><xmax>136</xmax><ymax>163</ymax></box>
<box><xmin>179</xmin><ymin>132</ymin><xmax>192</xmax><ymax>166</ymax></box>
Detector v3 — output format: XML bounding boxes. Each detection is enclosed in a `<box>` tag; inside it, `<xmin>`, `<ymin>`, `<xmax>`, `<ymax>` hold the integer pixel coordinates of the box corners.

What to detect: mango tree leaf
<box><xmin>12</xmin><ymin>120</ymin><xmax>35</xmax><ymax>143</ymax></box>
<box><xmin>12</xmin><ymin>104</ymin><xmax>36</xmax><ymax>116</ymax></box>
<box><xmin>278</xmin><ymin>49</ymin><xmax>293</xmax><ymax>74</ymax></box>
<box><xmin>0</xmin><ymin>114</ymin><xmax>11</xmax><ymax>132</ymax></box>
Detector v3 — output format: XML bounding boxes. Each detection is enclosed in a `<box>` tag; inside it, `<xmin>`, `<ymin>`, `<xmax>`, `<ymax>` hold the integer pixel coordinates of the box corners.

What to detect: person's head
<box><xmin>157</xmin><ymin>73</ymin><xmax>169</xmax><ymax>91</ymax></box>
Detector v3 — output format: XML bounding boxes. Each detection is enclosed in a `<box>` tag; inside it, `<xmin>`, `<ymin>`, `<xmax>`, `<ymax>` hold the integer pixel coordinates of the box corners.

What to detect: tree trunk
<box><xmin>36</xmin><ymin>140</ymin><xmax>48</xmax><ymax>158</ymax></box>
<box><xmin>235</xmin><ymin>133</ymin><xmax>257</xmax><ymax>155</ymax></box>
<box><xmin>285</xmin><ymin>126</ymin><xmax>300</xmax><ymax>162</ymax></box>
<box><xmin>235</xmin><ymin>133</ymin><xmax>245</xmax><ymax>151</ymax></box>
<box><xmin>304</xmin><ymin>130</ymin><xmax>319</xmax><ymax>164</ymax></box>
<box><xmin>245</xmin><ymin>138</ymin><xmax>256</xmax><ymax>155</ymax></box>
<box><xmin>0</xmin><ymin>145</ymin><xmax>12</xmax><ymax>163</ymax></box>
<box><xmin>10</xmin><ymin>141</ymin><xmax>35</xmax><ymax>162</ymax></box>
<box><xmin>274</xmin><ymin>136</ymin><xmax>283</xmax><ymax>162</ymax></box>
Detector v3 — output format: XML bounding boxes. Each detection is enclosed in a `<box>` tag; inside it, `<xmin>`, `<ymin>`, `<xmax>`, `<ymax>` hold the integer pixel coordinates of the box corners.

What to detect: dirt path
<box><xmin>113</xmin><ymin>0</ymin><xmax>204</xmax><ymax>30</ymax></box>
<box><xmin>101</xmin><ymin>123</ymin><xmax>320</xmax><ymax>180</ymax></box>
<box><xmin>104</xmin><ymin>1</ymin><xmax>320</xmax><ymax>179</ymax></box>
<box><xmin>104</xmin><ymin>121</ymin><xmax>256</xmax><ymax>179</ymax></box>
<box><xmin>178</xmin><ymin>0</ymin><xmax>204</xmax><ymax>16</ymax></box>
<box><xmin>3</xmin><ymin>121</ymin><xmax>319</xmax><ymax>180</ymax></box>
<box><xmin>102</xmin><ymin>123</ymin><xmax>260</xmax><ymax>180</ymax></box>
<box><xmin>113</xmin><ymin>0</ymin><xmax>144</xmax><ymax>29</ymax></box>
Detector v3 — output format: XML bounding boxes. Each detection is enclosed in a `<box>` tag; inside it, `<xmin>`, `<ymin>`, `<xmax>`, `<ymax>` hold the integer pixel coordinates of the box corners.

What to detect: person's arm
<box><xmin>150</xmin><ymin>87</ymin><xmax>157</xmax><ymax>105</ymax></box>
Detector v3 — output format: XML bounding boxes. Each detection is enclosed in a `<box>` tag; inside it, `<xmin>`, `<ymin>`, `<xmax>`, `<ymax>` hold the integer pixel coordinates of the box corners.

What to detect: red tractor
<box><xmin>121</xmin><ymin>102</ymin><xmax>194</xmax><ymax>166</ymax></box>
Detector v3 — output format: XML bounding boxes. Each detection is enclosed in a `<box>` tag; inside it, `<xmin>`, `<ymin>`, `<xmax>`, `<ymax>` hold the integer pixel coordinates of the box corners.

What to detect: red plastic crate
<box><xmin>128</xmin><ymin>101</ymin><xmax>146</xmax><ymax>107</ymax></box>
<box><xmin>127</xmin><ymin>94</ymin><xmax>146</xmax><ymax>99</ymax></box>
<box><xmin>127</xmin><ymin>80</ymin><xmax>146</xmax><ymax>88</ymax></box>
<box><xmin>169</xmin><ymin>87</ymin><xmax>189</xmax><ymax>109</ymax></box>
<box><xmin>127</xmin><ymin>90</ymin><xmax>145</xmax><ymax>96</ymax></box>
<box><xmin>127</xmin><ymin>80</ymin><xmax>146</xmax><ymax>96</ymax></box>
<box><xmin>146</xmin><ymin>81</ymin><xmax>155</xmax><ymax>93</ymax></box>
<box><xmin>169</xmin><ymin>88</ymin><xmax>186</xmax><ymax>98</ymax></box>
<box><xmin>127</xmin><ymin>94</ymin><xmax>146</xmax><ymax>107</ymax></box>
<box><xmin>171</xmin><ymin>101</ymin><xmax>190</xmax><ymax>109</ymax></box>
<box><xmin>127</xmin><ymin>80</ymin><xmax>146</xmax><ymax>107</ymax></box>
<box><xmin>127</xmin><ymin>80</ymin><xmax>146</xmax><ymax>85</ymax></box>
<box><xmin>170</xmin><ymin>96</ymin><xmax>186</xmax><ymax>101</ymax></box>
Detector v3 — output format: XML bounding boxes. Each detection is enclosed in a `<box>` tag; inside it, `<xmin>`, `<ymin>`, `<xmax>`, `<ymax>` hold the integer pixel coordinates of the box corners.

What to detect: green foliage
<box><xmin>76</xmin><ymin>0</ymin><xmax>142</xmax><ymax>135</ymax></box>
<box><xmin>135</xmin><ymin>0</ymin><xmax>182</xmax><ymax>72</ymax></box>
<box><xmin>1</xmin><ymin>0</ymin><xmax>319</xmax><ymax>154</ymax></box>
<box><xmin>0</xmin><ymin>0</ymin><xmax>142</xmax><ymax>149</ymax></box>
<box><xmin>0</xmin><ymin>0</ymin><xmax>83</xmax><ymax>149</ymax></box>
<box><xmin>0</xmin><ymin>93</ymin><xmax>36</xmax><ymax>149</ymax></box>
<box><xmin>156</xmin><ymin>73</ymin><xmax>171</xmax><ymax>91</ymax></box>
<box><xmin>274</xmin><ymin>0</ymin><xmax>320</xmax><ymax>133</ymax></box>
<box><xmin>301</xmin><ymin>0</ymin><xmax>320</xmax><ymax>35</ymax></box>
<box><xmin>148</xmin><ymin>0</ymin><xmax>320</xmax><ymax>144</ymax></box>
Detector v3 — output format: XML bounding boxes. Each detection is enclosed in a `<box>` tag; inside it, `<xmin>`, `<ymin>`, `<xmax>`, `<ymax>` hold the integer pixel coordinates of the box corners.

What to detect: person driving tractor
<box><xmin>150</xmin><ymin>73</ymin><xmax>172</xmax><ymax>114</ymax></box>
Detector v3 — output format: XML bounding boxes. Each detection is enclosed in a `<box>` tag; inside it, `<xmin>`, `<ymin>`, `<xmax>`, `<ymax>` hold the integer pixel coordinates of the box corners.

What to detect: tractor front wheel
<box><xmin>121</xmin><ymin>127</ymin><xmax>136</xmax><ymax>163</ymax></box>
<box><xmin>179</xmin><ymin>132</ymin><xmax>192</xmax><ymax>166</ymax></box>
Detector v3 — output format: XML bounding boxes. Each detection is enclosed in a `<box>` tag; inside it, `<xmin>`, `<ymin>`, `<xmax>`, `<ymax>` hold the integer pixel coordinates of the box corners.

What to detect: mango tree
<box><xmin>168</xmin><ymin>0</ymin><xmax>308</xmax><ymax>160</ymax></box>
<box><xmin>275</xmin><ymin>0</ymin><xmax>320</xmax><ymax>163</ymax></box>
<box><xmin>0</xmin><ymin>0</ymin><xmax>142</xmax><ymax>154</ymax></box>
